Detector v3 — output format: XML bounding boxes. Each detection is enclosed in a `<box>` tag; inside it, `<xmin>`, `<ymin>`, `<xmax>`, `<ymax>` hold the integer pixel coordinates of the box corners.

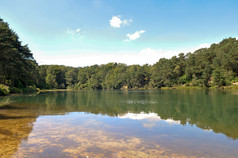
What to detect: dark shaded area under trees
<box><xmin>1</xmin><ymin>18</ymin><xmax>238</xmax><ymax>93</ymax></box>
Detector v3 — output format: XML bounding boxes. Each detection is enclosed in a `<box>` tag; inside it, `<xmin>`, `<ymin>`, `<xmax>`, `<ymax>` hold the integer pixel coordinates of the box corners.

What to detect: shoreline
<box><xmin>41</xmin><ymin>85</ymin><xmax>238</xmax><ymax>92</ymax></box>
<box><xmin>1</xmin><ymin>85</ymin><xmax>238</xmax><ymax>97</ymax></box>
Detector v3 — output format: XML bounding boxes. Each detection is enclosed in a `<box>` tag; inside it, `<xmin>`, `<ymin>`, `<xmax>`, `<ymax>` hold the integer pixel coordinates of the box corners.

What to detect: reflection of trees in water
<box><xmin>152</xmin><ymin>90</ymin><xmax>238</xmax><ymax>140</ymax></box>
<box><xmin>6</xmin><ymin>90</ymin><xmax>238</xmax><ymax>140</ymax></box>
<box><xmin>0</xmin><ymin>104</ymin><xmax>37</xmax><ymax>157</ymax></box>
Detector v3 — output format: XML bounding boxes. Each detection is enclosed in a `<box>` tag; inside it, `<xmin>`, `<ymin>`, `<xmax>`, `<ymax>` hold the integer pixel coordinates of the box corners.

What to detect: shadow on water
<box><xmin>0</xmin><ymin>114</ymin><xmax>36</xmax><ymax>120</ymax></box>
<box><xmin>0</xmin><ymin>104</ymin><xmax>27</xmax><ymax>110</ymax></box>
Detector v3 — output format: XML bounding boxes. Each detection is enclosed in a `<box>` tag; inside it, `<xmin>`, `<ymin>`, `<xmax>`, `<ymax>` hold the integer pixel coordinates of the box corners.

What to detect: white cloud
<box><xmin>76</xmin><ymin>28</ymin><xmax>80</xmax><ymax>33</ymax></box>
<box><xmin>118</xmin><ymin>112</ymin><xmax>181</xmax><ymax>125</ymax></box>
<box><xmin>33</xmin><ymin>43</ymin><xmax>212</xmax><ymax>67</ymax></box>
<box><xmin>119</xmin><ymin>112</ymin><xmax>161</xmax><ymax>120</ymax></box>
<box><xmin>126</xmin><ymin>30</ymin><xmax>145</xmax><ymax>41</ymax></box>
<box><xmin>195</xmin><ymin>43</ymin><xmax>211</xmax><ymax>50</ymax></box>
<box><xmin>66</xmin><ymin>28</ymin><xmax>81</xmax><ymax>35</ymax></box>
<box><xmin>123</xmin><ymin>19</ymin><xmax>133</xmax><ymax>25</ymax></box>
<box><xmin>110</xmin><ymin>16</ymin><xmax>122</xmax><ymax>28</ymax></box>
<box><xmin>236</xmin><ymin>37</ymin><xmax>238</xmax><ymax>40</ymax></box>
<box><xmin>110</xmin><ymin>16</ymin><xmax>132</xmax><ymax>28</ymax></box>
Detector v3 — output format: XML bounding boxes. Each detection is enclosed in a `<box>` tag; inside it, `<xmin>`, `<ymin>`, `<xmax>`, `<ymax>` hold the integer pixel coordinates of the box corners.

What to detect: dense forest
<box><xmin>1</xmin><ymin>18</ymin><xmax>238</xmax><ymax>94</ymax></box>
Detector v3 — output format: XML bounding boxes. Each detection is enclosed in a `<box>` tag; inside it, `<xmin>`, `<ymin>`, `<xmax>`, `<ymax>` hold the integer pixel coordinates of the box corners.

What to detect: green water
<box><xmin>0</xmin><ymin>89</ymin><xmax>238</xmax><ymax>157</ymax></box>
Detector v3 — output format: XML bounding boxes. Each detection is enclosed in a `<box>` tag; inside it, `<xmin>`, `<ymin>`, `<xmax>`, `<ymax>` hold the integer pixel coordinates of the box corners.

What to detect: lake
<box><xmin>0</xmin><ymin>89</ymin><xmax>238</xmax><ymax>158</ymax></box>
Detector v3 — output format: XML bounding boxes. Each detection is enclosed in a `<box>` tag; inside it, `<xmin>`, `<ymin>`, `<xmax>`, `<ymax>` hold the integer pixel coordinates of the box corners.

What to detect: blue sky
<box><xmin>1</xmin><ymin>0</ymin><xmax>238</xmax><ymax>66</ymax></box>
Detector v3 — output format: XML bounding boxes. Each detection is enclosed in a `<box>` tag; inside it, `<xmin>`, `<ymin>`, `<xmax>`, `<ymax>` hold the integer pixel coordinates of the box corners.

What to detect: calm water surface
<box><xmin>0</xmin><ymin>89</ymin><xmax>238</xmax><ymax>158</ymax></box>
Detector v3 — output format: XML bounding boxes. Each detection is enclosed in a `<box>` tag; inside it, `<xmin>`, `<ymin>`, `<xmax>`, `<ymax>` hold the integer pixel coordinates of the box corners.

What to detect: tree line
<box><xmin>1</xmin><ymin>18</ymin><xmax>238</xmax><ymax>91</ymax></box>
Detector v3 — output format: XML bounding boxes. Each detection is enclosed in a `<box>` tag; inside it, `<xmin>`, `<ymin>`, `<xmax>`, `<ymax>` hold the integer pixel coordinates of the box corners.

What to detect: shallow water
<box><xmin>0</xmin><ymin>89</ymin><xmax>238</xmax><ymax>158</ymax></box>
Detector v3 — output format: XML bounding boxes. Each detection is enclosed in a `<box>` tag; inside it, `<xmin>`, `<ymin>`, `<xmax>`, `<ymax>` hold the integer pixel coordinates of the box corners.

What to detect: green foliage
<box><xmin>9</xmin><ymin>87</ymin><xmax>22</xmax><ymax>93</ymax></box>
<box><xmin>1</xmin><ymin>17</ymin><xmax>238</xmax><ymax>91</ymax></box>
<box><xmin>0</xmin><ymin>18</ymin><xmax>39</xmax><ymax>89</ymax></box>
<box><xmin>0</xmin><ymin>84</ymin><xmax>10</xmax><ymax>95</ymax></box>
<box><xmin>46</xmin><ymin>74</ymin><xmax>58</xmax><ymax>88</ymax></box>
<box><xmin>37</xmin><ymin>38</ymin><xmax>238</xmax><ymax>90</ymax></box>
<box><xmin>21</xmin><ymin>86</ymin><xmax>39</xmax><ymax>93</ymax></box>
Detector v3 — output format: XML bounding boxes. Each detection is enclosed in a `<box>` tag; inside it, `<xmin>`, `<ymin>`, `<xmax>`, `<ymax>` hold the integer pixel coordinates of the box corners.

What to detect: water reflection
<box><xmin>4</xmin><ymin>90</ymin><xmax>237</xmax><ymax>139</ymax></box>
<box><xmin>118</xmin><ymin>112</ymin><xmax>181</xmax><ymax>125</ymax></box>
<box><xmin>13</xmin><ymin>114</ymin><xmax>185</xmax><ymax>158</ymax></box>
<box><xmin>0</xmin><ymin>89</ymin><xmax>238</xmax><ymax>157</ymax></box>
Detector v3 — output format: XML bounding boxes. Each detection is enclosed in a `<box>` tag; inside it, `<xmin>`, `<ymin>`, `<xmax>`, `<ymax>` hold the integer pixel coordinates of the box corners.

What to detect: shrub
<box><xmin>9</xmin><ymin>87</ymin><xmax>22</xmax><ymax>93</ymax></box>
<box><xmin>0</xmin><ymin>84</ymin><xmax>10</xmax><ymax>95</ymax></box>
<box><xmin>22</xmin><ymin>86</ymin><xmax>38</xmax><ymax>93</ymax></box>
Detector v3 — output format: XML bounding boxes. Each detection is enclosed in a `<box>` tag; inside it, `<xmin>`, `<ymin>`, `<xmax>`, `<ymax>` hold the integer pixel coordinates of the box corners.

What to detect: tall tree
<box><xmin>0</xmin><ymin>18</ymin><xmax>38</xmax><ymax>87</ymax></box>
